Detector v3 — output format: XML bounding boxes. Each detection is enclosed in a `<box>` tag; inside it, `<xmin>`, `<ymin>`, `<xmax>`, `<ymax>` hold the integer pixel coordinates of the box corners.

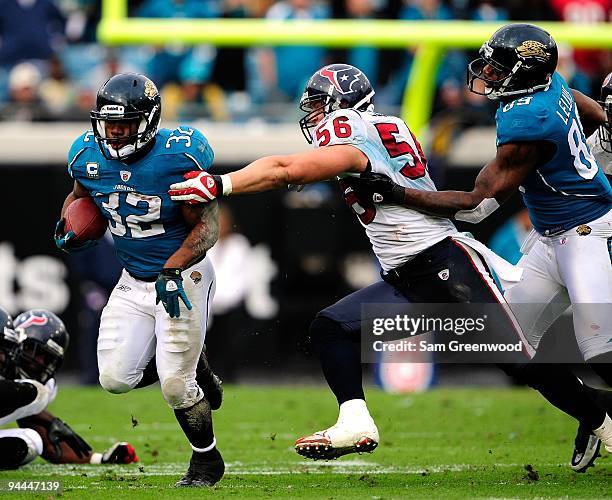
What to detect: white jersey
<box><xmin>313</xmin><ymin>109</ymin><xmax>457</xmax><ymax>271</ymax></box>
<box><xmin>587</xmin><ymin>128</ymin><xmax>612</xmax><ymax>175</ymax></box>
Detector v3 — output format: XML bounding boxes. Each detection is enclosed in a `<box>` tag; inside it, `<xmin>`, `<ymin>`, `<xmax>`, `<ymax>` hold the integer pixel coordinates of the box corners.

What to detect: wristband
<box><xmin>90</xmin><ymin>452</ymin><xmax>103</xmax><ymax>464</ymax></box>
<box><xmin>160</xmin><ymin>268</ymin><xmax>183</xmax><ymax>278</ymax></box>
<box><xmin>219</xmin><ymin>174</ymin><xmax>233</xmax><ymax>196</ymax></box>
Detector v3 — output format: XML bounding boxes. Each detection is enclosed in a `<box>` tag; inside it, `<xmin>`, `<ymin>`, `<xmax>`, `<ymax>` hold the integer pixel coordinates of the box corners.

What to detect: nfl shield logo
<box><xmin>120</xmin><ymin>171</ymin><xmax>131</xmax><ymax>182</ymax></box>
<box><xmin>438</xmin><ymin>269</ymin><xmax>450</xmax><ymax>281</ymax></box>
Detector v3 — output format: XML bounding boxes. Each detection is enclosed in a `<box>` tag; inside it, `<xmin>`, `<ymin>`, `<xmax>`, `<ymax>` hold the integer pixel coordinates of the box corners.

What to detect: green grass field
<box><xmin>1</xmin><ymin>385</ymin><xmax>610</xmax><ymax>498</ymax></box>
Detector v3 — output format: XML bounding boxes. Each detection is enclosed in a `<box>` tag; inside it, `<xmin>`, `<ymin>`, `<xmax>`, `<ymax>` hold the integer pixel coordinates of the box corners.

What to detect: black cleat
<box><xmin>196</xmin><ymin>348</ymin><xmax>223</xmax><ymax>411</ymax></box>
<box><xmin>571</xmin><ymin>421</ymin><xmax>601</xmax><ymax>473</ymax></box>
<box><xmin>175</xmin><ymin>448</ymin><xmax>225</xmax><ymax>487</ymax></box>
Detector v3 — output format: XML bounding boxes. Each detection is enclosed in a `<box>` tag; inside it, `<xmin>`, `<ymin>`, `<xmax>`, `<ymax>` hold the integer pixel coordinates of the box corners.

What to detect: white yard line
<box><xmin>16</xmin><ymin>461</ymin><xmax>567</xmax><ymax>477</ymax></box>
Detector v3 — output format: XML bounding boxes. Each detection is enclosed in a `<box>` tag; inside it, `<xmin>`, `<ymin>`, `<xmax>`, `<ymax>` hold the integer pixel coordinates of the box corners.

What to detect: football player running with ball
<box><xmin>169</xmin><ymin>63</ymin><xmax>612</xmax><ymax>464</ymax></box>
<box><xmin>0</xmin><ymin>308</ymin><xmax>137</xmax><ymax>469</ymax></box>
<box><xmin>54</xmin><ymin>74</ymin><xmax>224</xmax><ymax>487</ymax></box>
<box><xmin>346</xmin><ymin>24</ymin><xmax>612</xmax><ymax>471</ymax></box>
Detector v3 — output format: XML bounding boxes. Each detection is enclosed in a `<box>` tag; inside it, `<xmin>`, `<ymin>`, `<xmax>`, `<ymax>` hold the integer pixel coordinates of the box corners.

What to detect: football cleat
<box><xmin>195</xmin><ymin>348</ymin><xmax>223</xmax><ymax>411</ymax></box>
<box><xmin>295</xmin><ymin>421</ymin><xmax>379</xmax><ymax>460</ymax></box>
<box><xmin>571</xmin><ymin>422</ymin><xmax>601</xmax><ymax>473</ymax></box>
<box><xmin>175</xmin><ymin>448</ymin><xmax>225</xmax><ymax>488</ymax></box>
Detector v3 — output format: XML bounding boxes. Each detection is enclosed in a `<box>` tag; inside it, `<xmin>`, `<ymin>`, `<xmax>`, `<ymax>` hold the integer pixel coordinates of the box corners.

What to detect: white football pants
<box><xmin>505</xmin><ymin>209</ymin><xmax>612</xmax><ymax>361</ymax></box>
<box><xmin>97</xmin><ymin>257</ymin><xmax>215</xmax><ymax>409</ymax></box>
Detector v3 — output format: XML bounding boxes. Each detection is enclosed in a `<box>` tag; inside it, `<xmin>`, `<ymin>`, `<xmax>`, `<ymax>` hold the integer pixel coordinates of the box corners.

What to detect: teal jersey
<box><xmin>495</xmin><ymin>72</ymin><xmax>612</xmax><ymax>235</ymax></box>
<box><xmin>68</xmin><ymin>126</ymin><xmax>214</xmax><ymax>279</ymax></box>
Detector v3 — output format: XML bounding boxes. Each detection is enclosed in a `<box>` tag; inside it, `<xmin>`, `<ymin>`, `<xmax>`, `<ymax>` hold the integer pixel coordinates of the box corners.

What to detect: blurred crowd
<box><xmin>0</xmin><ymin>0</ymin><xmax>610</xmax><ymax>125</ymax></box>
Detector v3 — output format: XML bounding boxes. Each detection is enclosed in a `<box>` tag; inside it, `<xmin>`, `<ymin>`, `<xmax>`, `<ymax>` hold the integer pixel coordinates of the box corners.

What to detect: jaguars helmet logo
<box><xmin>144</xmin><ymin>79</ymin><xmax>159</xmax><ymax>100</ymax></box>
<box><xmin>516</xmin><ymin>40</ymin><xmax>550</xmax><ymax>61</ymax></box>
<box><xmin>190</xmin><ymin>271</ymin><xmax>202</xmax><ymax>284</ymax></box>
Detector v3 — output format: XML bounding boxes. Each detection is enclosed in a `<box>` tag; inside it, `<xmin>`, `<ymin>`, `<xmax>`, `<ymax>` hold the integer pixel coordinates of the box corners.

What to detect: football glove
<box><xmin>46</xmin><ymin>417</ymin><xmax>92</xmax><ymax>460</ymax></box>
<box><xmin>155</xmin><ymin>268</ymin><xmax>192</xmax><ymax>318</ymax></box>
<box><xmin>54</xmin><ymin>219</ymin><xmax>97</xmax><ymax>253</ymax></box>
<box><xmin>351</xmin><ymin>173</ymin><xmax>405</xmax><ymax>205</ymax></box>
<box><xmin>168</xmin><ymin>171</ymin><xmax>226</xmax><ymax>204</ymax></box>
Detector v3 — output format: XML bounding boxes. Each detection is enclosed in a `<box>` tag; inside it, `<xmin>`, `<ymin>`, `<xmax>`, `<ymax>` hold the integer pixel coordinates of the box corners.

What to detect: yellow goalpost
<box><xmin>98</xmin><ymin>0</ymin><xmax>612</xmax><ymax>138</ymax></box>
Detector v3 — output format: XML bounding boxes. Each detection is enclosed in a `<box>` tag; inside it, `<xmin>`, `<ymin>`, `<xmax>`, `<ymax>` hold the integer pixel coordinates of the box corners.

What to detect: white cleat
<box><xmin>295</xmin><ymin>421</ymin><xmax>379</xmax><ymax>460</ymax></box>
<box><xmin>593</xmin><ymin>413</ymin><xmax>612</xmax><ymax>453</ymax></box>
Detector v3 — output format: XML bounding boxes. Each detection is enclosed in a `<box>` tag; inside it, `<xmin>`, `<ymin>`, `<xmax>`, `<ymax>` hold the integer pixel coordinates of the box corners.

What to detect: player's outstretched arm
<box><xmin>572</xmin><ymin>89</ymin><xmax>606</xmax><ymax>137</ymax></box>
<box><xmin>355</xmin><ymin>142</ymin><xmax>542</xmax><ymax>223</ymax></box>
<box><xmin>155</xmin><ymin>201</ymin><xmax>220</xmax><ymax>318</ymax></box>
<box><xmin>18</xmin><ymin>410</ymin><xmax>138</xmax><ymax>464</ymax></box>
<box><xmin>168</xmin><ymin>145</ymin><xmax>368</xmax><ymax>203</ymax></box>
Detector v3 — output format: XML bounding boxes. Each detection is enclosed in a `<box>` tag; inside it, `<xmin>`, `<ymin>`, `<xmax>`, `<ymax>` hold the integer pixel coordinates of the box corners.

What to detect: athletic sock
<box><xmin>501</xmin><ymin>363</ymin><xmax>606</xmax><ymax>429</ymax></box>
<box><xmin>582</xmin><ymin>385</ymin><xmax>612</xmax><ymax>415</ymax></box>
<box><xmin>587</xmin><ymin>354</ymin><xmax>612</xmax><ymax>387</ymax></box>
<box><xmin>174</xmin><ymin>397</ymin><xmax>215</xmax><ymax>450</ymax></box>
<box><xmin>309</xmin><ymin>316</ymin><xmax>365</xmax><ymax>405</ymax></box>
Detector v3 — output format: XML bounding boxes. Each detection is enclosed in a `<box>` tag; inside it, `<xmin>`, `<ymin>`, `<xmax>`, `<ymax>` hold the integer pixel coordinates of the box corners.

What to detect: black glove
<box><xmin>46</xmin><ymin>417</ymin><xmax>92</xmax><ymax>459</ymax></box>
<box><xmin>352</xmin><ymin>172</ymin><xmax>406</xmax><ymax>205</ymax></box>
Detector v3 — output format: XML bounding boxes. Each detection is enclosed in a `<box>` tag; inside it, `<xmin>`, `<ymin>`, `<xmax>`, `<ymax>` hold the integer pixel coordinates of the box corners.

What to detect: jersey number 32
<box><xmin>102</xmin><ymin>192</ymin><xmax>164</xmax><ymax>238</ymax></box>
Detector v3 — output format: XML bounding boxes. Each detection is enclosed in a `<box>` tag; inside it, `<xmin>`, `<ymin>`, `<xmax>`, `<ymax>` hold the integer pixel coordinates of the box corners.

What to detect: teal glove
<box><xmin>54</xmin><ymin>219</ymin><xmax>97</xmax><ymax>254</ymax></box>
<box><xmin>155</xmin><ymin>268</ymin><xmax>192</xmax><ymax>318</ymax></box>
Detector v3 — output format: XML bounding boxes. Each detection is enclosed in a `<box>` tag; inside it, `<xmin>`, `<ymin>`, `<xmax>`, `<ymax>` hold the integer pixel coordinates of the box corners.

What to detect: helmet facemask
<box><xmin>468</xmin><ymin>42</ymin><xmax>552</xmax><ymax>100</ymax></box>
<box><xmin>90</xmin><ymin>104</ymin><xmax>160</xmax><ymax>161</ymax></box>
<box><xmin>299</xmin><ymin>88</ymin><xmax>374</xmax><ymax>143</ymax></box>
<box><xmin>598</xmin><ymin>95</ymin><xmax>612</xmax><ymax>153</ymax></box>
<box><xmin>15</xmin><ymin>336</ymin><xmax>64</xmax><ymax>384</ymax></box>
<box><xmin>0</xmin><ymin>326</ymin><xmax>20</xmax><ymax>379</ymax></box>
<box><xmin>299</xmin><ymin>88</ymin><xmax>338</xmax><ymax>144</ymax></box>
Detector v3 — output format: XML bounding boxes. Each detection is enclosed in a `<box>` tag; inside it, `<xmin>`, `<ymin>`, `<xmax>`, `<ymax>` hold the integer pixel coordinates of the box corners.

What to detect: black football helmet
<box><xmin>90</xmin><ymin>73</ymin><xmax>162</xmax><ymax>161</ymax></box>
<box><xmin>598</xmin><ymin>72</ymin><xmax>612</xmax><ymax>153</ymax></box>
<box><xmin>299</xmin><ymin>64</ymin><xmax>375</xmax><ymax>143</ymax></box>
<box><xmin>0</xmin><ymin>308</ymin><xmax>20</xmax><ymax>379</ymax></box>
<box><xmin>468</xmin><ymin>23</ymin><xmax>558</xmax><ymax>100</ymax></box>
<box><xmin>13</xmin><ymin>310</ymin><xmax>69</xmax><ymax>384</ymax></box>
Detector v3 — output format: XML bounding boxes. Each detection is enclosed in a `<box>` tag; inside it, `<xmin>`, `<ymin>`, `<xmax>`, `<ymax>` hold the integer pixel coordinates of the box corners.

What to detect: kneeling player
<box><xmin>0</xmin><ymin>308</ymin><xmax>137</xmax><ymax>469</ymax></box>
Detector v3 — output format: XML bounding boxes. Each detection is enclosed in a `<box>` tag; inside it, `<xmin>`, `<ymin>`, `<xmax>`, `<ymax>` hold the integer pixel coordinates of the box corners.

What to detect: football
<box><xmin>64</xmin><ymin>197</ymin><xmax>107</xmax><ymax>243</ymax></box>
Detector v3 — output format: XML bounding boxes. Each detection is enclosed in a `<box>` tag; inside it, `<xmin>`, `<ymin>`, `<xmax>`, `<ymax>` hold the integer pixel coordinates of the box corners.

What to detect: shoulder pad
<box><xmin>314</xmin><ymin>109</ymin><xmax>367</xmax><ymax>149</ymax></box>
<box><xmin>68</xmin><ymin>131</ymin><xmax>97</xmax><ymax>178</ymax></box>
<box><xmin>496</xmin><ymin>96</ymin><xmax>549</xmax><ymax>145</ymax></box>
<box><xmin>161</xmin><ymin>126</ymin><xmax>215</xmax><ymax>172</ymax></box>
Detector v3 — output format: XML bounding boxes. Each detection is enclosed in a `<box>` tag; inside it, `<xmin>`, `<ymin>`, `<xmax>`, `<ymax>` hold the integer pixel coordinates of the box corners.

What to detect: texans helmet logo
<box><xmin>319</xmin><ymin>67</ymin><xmax>362</xmax><ymax>95</ymax></box>
<box><xmin>19</xmin><ymin>315</ymin><xmax>49</xmax><ymax>329</ymax></box>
